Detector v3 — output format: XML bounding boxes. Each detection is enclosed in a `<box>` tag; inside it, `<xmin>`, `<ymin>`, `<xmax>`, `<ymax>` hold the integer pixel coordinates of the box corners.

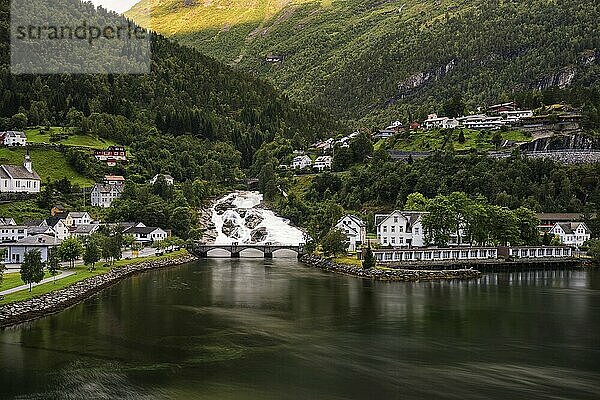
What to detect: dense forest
<box><xmin>128</xmin><ymin>0</ymin><xmax>600</xmax><ymax>125</ymax></box>
<box><xmin>0</xmin><ymin>0</ymin><xmax>343</xmax><ymax>237</ymax></box>
<box><xmin>0</xmin><ymin>0</ymin><xmax>341</xmax><ymax>175</ymax></box>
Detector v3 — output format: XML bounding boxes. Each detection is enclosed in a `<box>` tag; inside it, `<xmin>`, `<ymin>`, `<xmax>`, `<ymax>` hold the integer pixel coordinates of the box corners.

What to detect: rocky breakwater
<box><xmin>0</xmin><ymin>253</ymin><xmax>198</xmax><ymax>329</ymax></box>
<box><xmin>300</xmin><ymin>255</ymin><xmax>482</xmax><ymax>281</ymax></box>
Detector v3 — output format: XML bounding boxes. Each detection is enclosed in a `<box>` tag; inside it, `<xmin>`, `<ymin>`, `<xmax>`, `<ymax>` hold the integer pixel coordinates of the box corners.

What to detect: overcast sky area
<box><xmin>89</xmin><ymin>0</ymin><xmax>140</xmax><ymax>14</ymax></box>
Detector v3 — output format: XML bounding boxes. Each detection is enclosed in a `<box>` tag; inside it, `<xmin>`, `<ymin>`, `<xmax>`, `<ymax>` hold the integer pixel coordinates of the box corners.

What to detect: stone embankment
<box><xmin>0</xmin><ymin>253</ymin><xmax>197</xmax><ymax>329</ymax></box>
<box><xmin>300</xmin><ymin>255</ymin><xmax>481</xmax><ymax>281</ymax></box>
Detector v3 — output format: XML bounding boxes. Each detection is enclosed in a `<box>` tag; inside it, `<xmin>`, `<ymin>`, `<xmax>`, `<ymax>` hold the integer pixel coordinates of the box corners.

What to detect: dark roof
<box><xmin>73</xmin><ymin>224</ymin><xmax>99</xmax><ymax>234</ymax></box>
<box><xmin>0</xmin><ymin>165</ymin><xmax>40</xmax><ymax>180</ymax></box>
<box><xmin>92</xmin><ymin>183</ymin><xmax>124</xmax><ymax>194</ymax></box>
<box><xmin>556</xmin><ymin>222</ymin><xmax>590</xmax><ymax>235</ymax></box>
<box><xmin>13</xmin><ymin>234</ymin><xmax>60</xmax><ymax>246</ymax></box>
<box><xmin>537</xmin><ymin>213</ymin><xmax>586</xmax><ymax>222</ymax></box>
<box><xmin>23</xmin><ymin>219</ymin><xmax>46</xmax><ymax>227</ymax></box>
<box><xmin>27</xmin><ymin>226</ymin><xmax>53</xmax><ymax>235</ymax></box>
<box><xmin>124</xmin><ymin>226</ymin><xmax>164</xmax><ymax>235</ymax></box>
<box><xmin>46</xmin><ymin>216</ymin><xmax>66</xmax><ymax>228</ymax></box>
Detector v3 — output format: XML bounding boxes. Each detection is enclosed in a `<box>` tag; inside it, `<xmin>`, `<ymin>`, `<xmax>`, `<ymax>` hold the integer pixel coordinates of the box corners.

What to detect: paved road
<box><xmin>0</xmin><ymin>270</ymin><xmax>76</xmax><ymax>296</ymax></box>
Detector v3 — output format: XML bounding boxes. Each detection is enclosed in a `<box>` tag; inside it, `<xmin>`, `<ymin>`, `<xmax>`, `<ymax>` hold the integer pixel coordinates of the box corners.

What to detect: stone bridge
<box><xmin>189</xmin><ymin>242</ymin><xmax>306</xmax><ymax>259</ymax></box>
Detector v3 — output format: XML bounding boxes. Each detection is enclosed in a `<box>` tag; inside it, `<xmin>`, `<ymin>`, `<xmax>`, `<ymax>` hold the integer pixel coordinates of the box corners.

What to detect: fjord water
<box><xmin>1</xmin><ymin>260</ymin><xmax>599</xmax><ymax>399</ymax></box>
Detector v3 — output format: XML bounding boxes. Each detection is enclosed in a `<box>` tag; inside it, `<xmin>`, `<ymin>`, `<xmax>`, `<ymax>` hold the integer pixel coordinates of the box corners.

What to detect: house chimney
<box><xmin>24</xmin><ymin>149</ymin><xmax>33</xmax><ymax>173</ymax></box>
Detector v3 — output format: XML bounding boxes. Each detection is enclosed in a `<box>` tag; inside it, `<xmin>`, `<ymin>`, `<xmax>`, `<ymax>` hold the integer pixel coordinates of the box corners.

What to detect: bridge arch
<box><xmin>190</xmin><ymin>243</ymin><xmax>305</xmax><ymax>259</ymax></box>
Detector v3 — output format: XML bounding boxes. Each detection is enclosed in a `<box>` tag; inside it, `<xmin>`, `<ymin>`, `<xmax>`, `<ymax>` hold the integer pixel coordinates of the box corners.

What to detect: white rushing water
<box><xmin>211</xmin><ymin>192</ymin><xmax>305</xmax><ymax>245</ymax></box>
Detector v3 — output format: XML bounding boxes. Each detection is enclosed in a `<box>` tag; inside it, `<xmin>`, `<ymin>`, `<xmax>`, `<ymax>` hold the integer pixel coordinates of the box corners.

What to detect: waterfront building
<box><xmin>375</xmin><ymin>211</ymin><xmax>427</xmax><ymax>247</ymax></box>
<box><xmin>549</xmin><ymin>222</ymin><xmax>591</xmax><ymax>248</ymax></box>
<box><xmin>335</xmin><ymin>215</ymin><xmax>366</xmax><ymax>252</ymax></box>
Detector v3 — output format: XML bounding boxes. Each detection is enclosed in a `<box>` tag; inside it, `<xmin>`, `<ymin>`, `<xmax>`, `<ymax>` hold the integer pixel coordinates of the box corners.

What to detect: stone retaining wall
<box><xmin>0</xmin><ymin>253</ymin><xmax>197</xmax><ymax>329</ymax></box>
<box><xmin>300</xmin><ymin>255</ymin><xmax>482</xmax><ymax>281</ymax></box>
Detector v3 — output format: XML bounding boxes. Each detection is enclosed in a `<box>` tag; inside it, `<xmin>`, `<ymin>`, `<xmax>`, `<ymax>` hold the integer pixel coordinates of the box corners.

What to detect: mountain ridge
<box><xmin>126</xmin><ymin>0</ymin><xmax>600</xmax><ymax>124</ymax></box>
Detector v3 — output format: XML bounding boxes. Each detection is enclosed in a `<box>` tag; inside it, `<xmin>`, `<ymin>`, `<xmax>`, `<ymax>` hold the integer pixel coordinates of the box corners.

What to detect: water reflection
<box><xmin>1</xmin><ymin>260</ymin><xmax>599</xmax><ymax>399</ymax></box>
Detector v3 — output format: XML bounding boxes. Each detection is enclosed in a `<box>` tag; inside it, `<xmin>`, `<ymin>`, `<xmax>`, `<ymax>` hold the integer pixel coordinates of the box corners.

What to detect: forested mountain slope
<box><xmin>0</xmin><ymin>0</ymin><xmax>341</xmax><ymax>179</ymax></box>
<box><xmin>127</xmin><ymin>0</ymin><xmax>600</xmax><ymax>123</ymax></box>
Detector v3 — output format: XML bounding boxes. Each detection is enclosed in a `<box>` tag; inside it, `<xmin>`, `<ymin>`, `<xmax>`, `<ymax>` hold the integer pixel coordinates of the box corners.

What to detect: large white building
<box><xmin>0</xmin><ymin>225</ymin><xmax>27</xmax><ymax>242</ymax></box>
<box><xmin>423</xmin><ymin>114</ymin><xmax>460</xmax><ymax>130</ymax></box>
<box><xmin>0</xmin><ymin>234</ymin><xmax>61</xmax><ymax>264</ymax></box>
<box><xmin>313</xmin><ymin>156</ymin><xmax>332</xmax><ymax>171</ymax></box>
<box><xmin>91</xmin><ymin>183</ymin><xmax>124</xmax><ymax>208</ymax></box>
<box><xmin>457</xmin><ymin>114</ymin><xmax>507</xmax><ymax>130</ymax></box>
<box><xmin>0</xmin><ymin>153</ymin><xmax>41</xmax><ymax>193</ymax></box>
<box><xmin>375</xmin><ymin>211</ymin><xmax>427</xmax><ymax>248</ymax></box>
<box><xmin>499</xmin><ymin>110</ymin><xmax>534</xmax><ymax>123</ymax></box>
<box><xmin>2</xmin><ymin>131</ymin><xmax>27</xmax><ymax>147</ymax></box>
<box><xmin>335</xmin><ymin>215</ymin><xmax>366</xmax><ymax>252</ymax></box>
<box><xmin>550</xmin><ymin>222</ymin><xmax>591</xmax><ymax>248</ymax></box>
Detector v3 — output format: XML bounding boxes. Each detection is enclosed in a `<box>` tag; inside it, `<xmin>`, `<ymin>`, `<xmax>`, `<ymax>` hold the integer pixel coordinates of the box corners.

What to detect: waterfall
<box><xmin>210</xmin><ymin>192</ymin><xmax>306</xmax><ymax>245</ymax></box>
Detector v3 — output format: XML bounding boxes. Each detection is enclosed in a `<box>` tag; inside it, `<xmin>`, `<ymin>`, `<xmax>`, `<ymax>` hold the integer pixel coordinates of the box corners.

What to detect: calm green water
<box><xmin>1</xmin><ymin>259</ymin><xmax>599</xmax><ymax>399</ymax></box>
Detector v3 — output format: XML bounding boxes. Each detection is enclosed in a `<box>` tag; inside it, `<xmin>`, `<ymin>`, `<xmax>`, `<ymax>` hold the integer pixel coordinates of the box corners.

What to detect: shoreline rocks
<box><xmin>300</xmin><ymin>254</ymin><xmax>482</xmax><ymax>281</ymax></box>
<box><xmin>0</xmin><ymin>253</ymin><xmax>198</xmax><ymax>330</ymax></box>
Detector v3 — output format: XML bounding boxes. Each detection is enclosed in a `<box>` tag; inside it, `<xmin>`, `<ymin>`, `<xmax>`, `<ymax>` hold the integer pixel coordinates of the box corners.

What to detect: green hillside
<box><xmin>127</xmin><ymin>0</ymin><xmax>600</xmax><ymax>124</ymax></box>
<box><xmin>0</xmin><ymin>148</ymin><xmax>94</xmax><ymax>187</ymax></box>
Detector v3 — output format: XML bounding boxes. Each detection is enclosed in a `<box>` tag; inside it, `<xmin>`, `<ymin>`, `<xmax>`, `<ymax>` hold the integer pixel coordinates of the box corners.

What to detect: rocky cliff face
<box><xmin>521</xmin><ymin>134</ymin><xmax>600</xmax><ymax>152</ymax></box>
<box><xmin>396</xmin><ymin>60</ymin><xmax>457</xmax><ymax>98</ymax></box>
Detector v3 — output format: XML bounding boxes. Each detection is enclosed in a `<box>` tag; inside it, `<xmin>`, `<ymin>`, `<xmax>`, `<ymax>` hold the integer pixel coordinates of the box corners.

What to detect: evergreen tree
<box><xmin>362</xmin><ymin>245</ymin><xmax>376</xmax><ymax>269</ymax></box>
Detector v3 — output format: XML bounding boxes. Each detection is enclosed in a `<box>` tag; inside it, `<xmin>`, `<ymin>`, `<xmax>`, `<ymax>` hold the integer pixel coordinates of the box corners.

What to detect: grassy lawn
<box><xmin>1</xmin><ymin>271</ymin><xmax>52</xmax><ymax>291</ymax></box>
<box><xmin>0</xmin><ymin>147</ymin><xmax>94</xmax><ymax>187</ymax></box>
<box><xmin>334</xmin><ymin>255</ymin><xmax>362</xmax><ymax>267</ymax></box>
<box><xmin>0</xmin><ymin>250</ymin><xmax>189</xmax><ymax>305</ymax></box>
<box><xmin>26</xmin><ymin>127</ymin><xmax>118</xmax><ymax>150</ymax></box>
<box><xmin>0</xmin><ymin>200</ymin><xmax>47</xmax><ymax>223</ymax></box>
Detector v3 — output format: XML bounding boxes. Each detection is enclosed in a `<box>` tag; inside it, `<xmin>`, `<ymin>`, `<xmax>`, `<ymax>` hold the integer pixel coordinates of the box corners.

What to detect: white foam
<box><xmin>211</xmin><ymin>192</ymin><xmax>305</xmax><ymax>245</ymax></box>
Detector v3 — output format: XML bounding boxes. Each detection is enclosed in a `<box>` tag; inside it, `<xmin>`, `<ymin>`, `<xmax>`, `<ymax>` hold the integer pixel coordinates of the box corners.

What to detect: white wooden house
<box><xmin>123</xmin><ymin>225</ymin><xmax>168</xmax><ymax>244</ymax></box>
<box><xmin>91</xmin><ymin>183</ymin><xmax>124</xmax><ymax>208</ymax></box>
<box><xmin>313</xmin><ymin>156</ymin><xmax>332</xmax><ymax>171</ymax></box>
<box><xmin>292</xmin><ymin>155</ymin><xmax>312</xmax><ymax>170</ymax></box>
<box><xmin>550</xmin><ymin>222</ymin><xmax>591</xmax><ymax>247</ymax></box>
<box><xmin>375</xmin><ymin>211</ymin><xmax>427</xmax><ymax>247</ymax></box>
<box><xmin>46</xmin><ymin>217</ymin><xmax>70</xmax><ymax>240</ymax></box>
<box><xmin>67</xmin><ymin>212</ymin><xmax>93</xmax><ymax>227</ymax></box>
<box><xmin>0</xmin><ymin>225</ymin><xmax>27</xmax><ymax>242</ymax></box>
<box><xmin>2</xmin><ymin>131</ymin><xmax>27</xmax><ymax>146</ymax></box>
<box><xmin>335</xmin><ymin>215</ymin><xmax>366</xmax><ymax>252</ymax></box>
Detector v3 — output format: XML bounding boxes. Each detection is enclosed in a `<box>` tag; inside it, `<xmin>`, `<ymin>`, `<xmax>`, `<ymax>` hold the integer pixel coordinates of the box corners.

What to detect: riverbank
<box><xmin>300</xmin><ymin>254</ymin><xmax>482</xmax><ymax>281</ymax></box>
<box><xmin>0</xmin><ymin>252</ymin><xmax>197</xmax><ymax>329</ymax></box>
